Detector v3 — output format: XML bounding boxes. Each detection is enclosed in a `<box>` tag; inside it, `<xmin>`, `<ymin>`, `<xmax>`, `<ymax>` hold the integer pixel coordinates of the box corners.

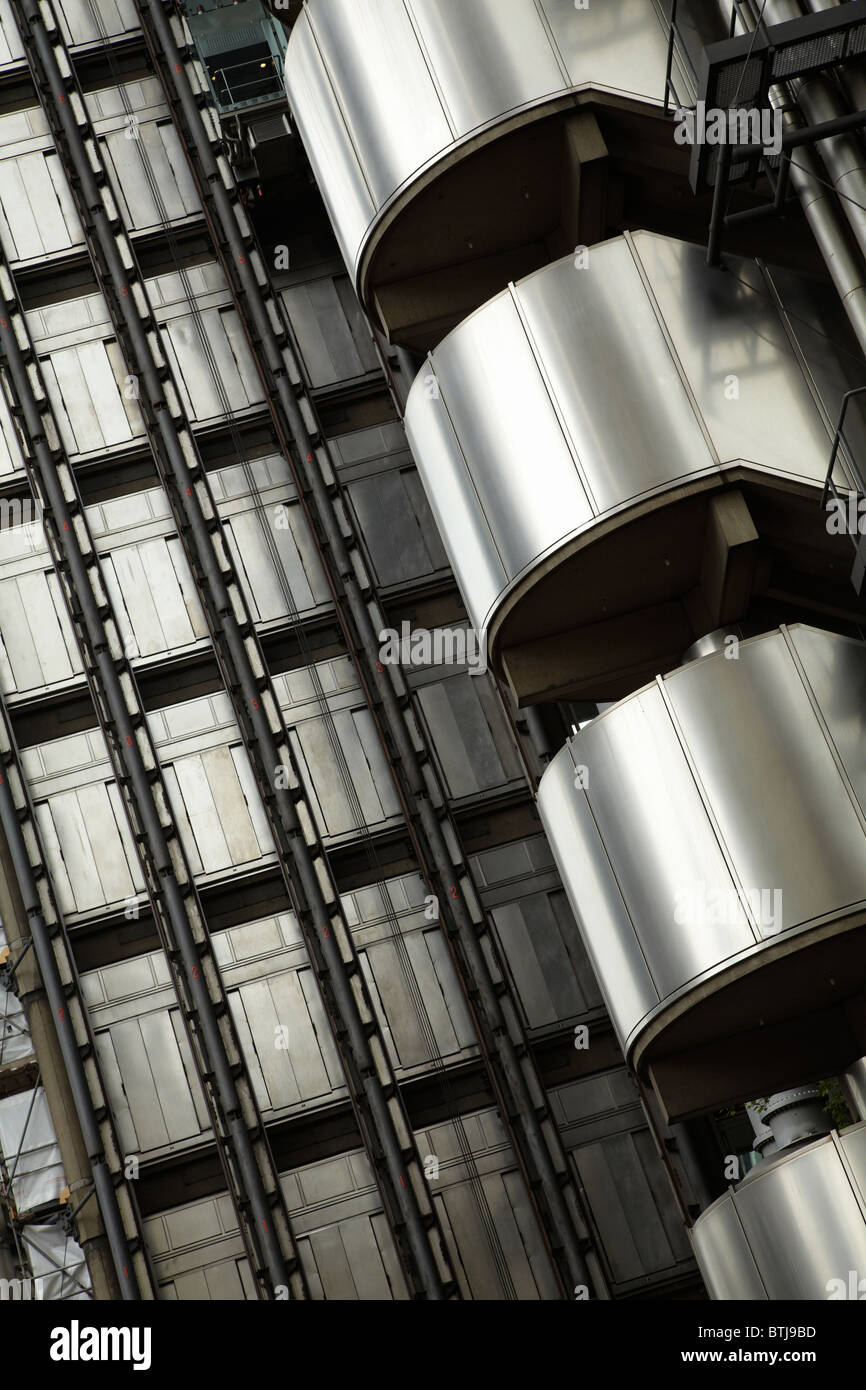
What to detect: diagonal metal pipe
<box><xmin>137</xmin><ymin>0</ymin><xmax>605</xmax><ymax>1300</ymax></box>
<box><xmin>760</xmin><ymin>0</ymin><xmax>866</xmax><ymax>265</ymax></box>
<box><xmin>10</xmin><ymin>0</ymin><xmax>459</xmax><ymax>1299</ymax></box>
<box><xmin>0</xmin><ymin>243</ymin><xmax>302</xmax><ymax>1300</ymax></box>
<box><xmin>713</xmin><ymin>0</ymin><xmax>866</xmax><ymax>357</ymax></box>
<box><xmin>0</xmin><ymin>737</ymin><xmax>140</xmax><ymax>1299</ymax></box>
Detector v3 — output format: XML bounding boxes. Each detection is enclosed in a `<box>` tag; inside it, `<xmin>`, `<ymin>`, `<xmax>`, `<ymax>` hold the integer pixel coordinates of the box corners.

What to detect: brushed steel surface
<box><xmin>81</xmin><ymin>873</ymin><xmax>478</xmax><ymax>1159</ymax></box>
<box><xmin>56</xmin><ymin>0</ymin><xmax>137</xmax><ymax>46</ymax></box>
<box><xmin>689</xmin><ymin>1192</ymin><xmax>768</xmax><ymax>1300</ymax></box>
<box><xmin>0</xmin><ymin>0</ymin><xmax>24</xmax><ymax>66</ymax></box>
<box><xmin>692</xmin><ymin>1128</ymin><xmax>866</xmax><ymax>1299</ymax></box>
<box><xmin>537</xmin><ymin>627</ymin><xmax>866</xmax><ymax>1057</ymax></box>
<box><xmin>666</xmin><ymin>632</ymin><xmax>866</xmax><ymax>936</ymax></box>
<box><xmin>284</xmin><ymin>0</ymin><xmax>670</xmax><ymax>281</ymax></box>
<box><xmin>145</xmin><ymin>1104</ymin><xmax>558</xmax><ymax>1299</ymax></box>
<box><xmin>405</xmin><ymin>234</ymin><xmax>843</xmax><ymax>642</ymax></box>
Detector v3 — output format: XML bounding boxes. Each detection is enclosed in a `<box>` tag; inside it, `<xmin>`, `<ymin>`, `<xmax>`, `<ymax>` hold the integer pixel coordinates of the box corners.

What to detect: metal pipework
<box><xmin>750</xmin><ymin>1088</ymin><xmax>833</xmax><ymax>1154</ymax></box>
<box><xmin>718</xmin><ymin>0</ymin><xmax>866</xmax><ymax>357</ymax></box>
<box><xmin>11</xmin><ymin>0</ymin><xmax>457</xmax><ymax>1300</ymax></box>
<box><xmin>136</xmin><ymin>0</ymin><xmax>604</xmax><ymax>1301</ymax></box>
<box><xmin>0</xmin><ymin>735</ymin><xmax>140</xmax><ymax>1300</ymax></box>
<box><xmin>760</xmin><ymin>0</ymin><xmax>866</xmax><ymax>267</ymax></box>
<box><xmin>747</xmin><ymin>1103</ymin><xmax>778</xmax><ymax>1159</ymax></box>
<box><xmin>801</xmin><ymin>0</ymin><xmax>866</xmax><ymax>112</ymax></box>
<box><xmin>0</xmin><ymin>256</ymin><xmax>301</xmax><ymax>1299</ymax></box>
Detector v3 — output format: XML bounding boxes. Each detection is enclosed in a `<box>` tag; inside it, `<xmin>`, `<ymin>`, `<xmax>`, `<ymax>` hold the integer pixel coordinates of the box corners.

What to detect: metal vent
<box><xmin>688</xmin><ymin>4</ymin><xmax>866</xmax><ymax>192</ymax></box>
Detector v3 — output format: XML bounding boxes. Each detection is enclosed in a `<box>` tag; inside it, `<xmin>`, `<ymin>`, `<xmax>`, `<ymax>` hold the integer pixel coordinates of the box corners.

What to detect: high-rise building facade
<box><xmin>1</xmin><ymin>0</ymin><xmax>866</xmax><ymax>1306</ymax></box>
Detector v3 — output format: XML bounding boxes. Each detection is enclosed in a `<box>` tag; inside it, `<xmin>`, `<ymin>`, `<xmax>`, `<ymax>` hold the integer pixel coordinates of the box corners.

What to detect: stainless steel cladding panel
<box><xmin>633</xmin><ymin>236</ymin><xmax>837</xmax><ymax>486</ymax></box>
<box><xmin>0</xmin><ymin>0</ymin><xmax>24</xmax><ymax>66</ymax></box>
<box><xmin>347</xmin><ymin>874</ymin><xmax>476</xmax><ymax>1073</ymax></box>
<box><xmin>664</xmin><ymin>631</ymin><xmax>866</xmax><ymax>934</ymax></box>
<box><xmin>0</xmin><ymin>109</ymin><xmax>83</xmax><ymax>264</ymax></box>
<box><xmin>0</xmin><ymin>83</ymin><xmax>199</xmax><ymax>265</ymax></box>
<box><xmin>489</xmin><ymin>889</ymin><xmax>602</xmax><ymax>1030</ymax></box>
<box><xmin>418</xmin><ymin>1107</ymin><xmax>560</xmax><ymax>1300</ymax></box>
<box><xmin>280</xmin><ymin>658</ymin><xmax>402</xmax><ymax>840</ymax></box>
<box><xmin>537</xmin><ymin>626</ymin><xmax>866</xmax><ymax>1057</ymax></box>
<box><xmin>55</xmin><ymin>0</ymin><xmax>138</xmax><ymax>47</ymax></box>
<box><xmin>688</xmin><ymin>1193</ymin><xmax>767</xmax><ymax>1300</ymax></box>
<box><xmin>21</xmin><ymin>702</ymin><xmax>270</xmax><ymax>918</ymax></box>
<box><xmin>405</xmin><ymin>234</ymin><xmax>844</xmax><ymax>640</ymax></box>
<box><xmin>0</xmin><ymin>389</ymin><xmax>24</xmax><ymax>477</ymax></box>
<box><xmin>342</xmin><ymin>457</ymin><xmax>449</xmax><ymax>590</ymax></box>
<box><xmin>144</xmin><ymin>1193</ymin><xmax>258</xmax><ymax>1300</ymax></box>
<box><xmin>100</xmin><ymin>533</ymin><xmax>207</xmax><ymax>662</ymax></box>
<box><xmin>95</xmin><ymin>81</ymin><xmax>201</xmax><ymax>233</ymax></box>
<box><xmin>0</xmin><ymin>455</ymin><xmax>328</xmax><ymax>694</ymax></box>
<box><xmin>551</xmin><ymin>1072</ymin><xmax>694</xmax><ymax>1288</ymax></box>
<box><xmin>284</xmin><ymin>0</ymin><xmax>671</xmax><ymax>281</ymax></box>
<box><xmin>82</xmin><ymin>914</ymin><xmax>344</xmax><ymax>1155</ymax></box>
<box><xmin>228</xmin><ymin>970</ymin><xmax>345</xmax><ymax>1114</ymax></box>
<box><xmin>0</xmin><ymin>527</ymin><xmax>82</xmax><ymax>694</ymax></box>
<box><xmin>219</xmin><ymin>473</ymin><xmax>331</xmax><ymax>625</ymax></box>
<box><xmin>146</xmin><ymin>1160</ymin><xmax>406</xmax><ymax>1300</ymax></box>
<box><xmin>101</xmin><ymin>118</ymin><xmax>200</xmax><ymax>231</ymax></box>
<box><xmin>281</xmin><ymin>275</ymin><xmax>379</xmax><ymax>388</ymax></box>
<box><xmin>411</xmin><ymin>665</ymin><xmax>524</xmax><ymax>801</ymax></box>
<box><xmin>21</xmin><ymin>725</ymin><xmax>144</xmax><ymax>918</ymax></box>
<box><xmin>149</xmin><ymin>1104</ymin><xmax>561</xmax><ymax>1299</ymax></box>
<box><xmin>156</xmin><ymin>735</ymin><xmax>274</xmax><ymax>879</ymax></box>
<box><xmin>26</xmin><ymin>267</ymin><xmax>262</xmax><ymax>454</ymax></box>
<box><xmin>692</xmin><ymin>1126</ymin><xmax>866</xmax><ymax>1299</ymax></box>
<box><xmin>94</xmin><ymin>1010</ymin><xmax>209</xmax><ymax>1156</ymax></box>
<box><xmin>82</xmin><ymin>874</ymin><xmax>475</xmax><ymax>1159</ymax></box>
<box><xmin>470</xmin><ymin>835</ymin><xmax>603</xmax><ymax>1030</ymax></box>
<box><xmin>286</xmin><ymin>1149</ymin><xmax>410</xmax><ymax>1300</ymax></box>
<box><xmin>88</xmin><ymin>455</ymin><xmax>328</xmax><ymax>662</ymax></box>
<box><xmin>20</xmin><ymin>656</ymin><xmax>402</xmax><ymax>922</ymax></box>
<box><xmin>536</xmin><ymin>743</ymin><xmax>658</xmax><ymax>1049</ymax></box>
<box><xmin>41</xmin><ymin>337</ymin><xmax>142</xmax><ymax>456</ymax></box>
<box><xmin>419</xmin><ymin>288</ymin><xmax>597</xmax><ymax>585</ymax></box>
<box><xmin>27</xmin><ymin>291</ymin><xmax>144</xmax><ymax>459</ymax></box>
<box><xmin>149</xmin><ymin>266</ymin><xmax>264</xmax><ymax>425</ymax></box>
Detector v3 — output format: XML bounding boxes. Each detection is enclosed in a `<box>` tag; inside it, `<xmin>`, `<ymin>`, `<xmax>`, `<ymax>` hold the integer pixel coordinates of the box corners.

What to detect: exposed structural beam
<box><xmin>560</xmin><ymin>111</ymin><xmax>609</xmax><ymax>254</ymax></box>
<box><xmin>0</xmin><ymin>253</ymin><xmax>306</xmax><ymax>1302</ymax></box>
<box><xmin>9</xmin><ymin>0</ymin><xmax>458</xmax><ymax>1301</ymax></box>
<box><xmin>706</xmin><ymin>107</ymin><xmax>866</xmax><ymax>265</ymax></box>
<box><xmin>698</xmin><ymin>492</ymin><xmax>760</xmax><ymax>629</ymax></box>
<box><xmin>135</xmin><ymin>0</ymin><xmax>606</xmax><ymax>1301</ymax></box>
<box><xmin>0</xmin><ymin>700</ymin><xmax>150</xmax><ymax>1299</ymax></box>
<box><xmin>686</xmin><ymin>1</ymin><xmax>866</xmax><ymax>361</ymax></box>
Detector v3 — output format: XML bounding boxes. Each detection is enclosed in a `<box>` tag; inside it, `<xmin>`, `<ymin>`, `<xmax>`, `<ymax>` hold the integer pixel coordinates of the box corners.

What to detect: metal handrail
<box><xmin>822</xmin><ymin>385</ymin><xmax>866</xmax><ymax>512</ymax></box>
<box><xmin>211</xmin><ymin>53</ymin><xmax>280</xmax><ymax>107</ymax></box>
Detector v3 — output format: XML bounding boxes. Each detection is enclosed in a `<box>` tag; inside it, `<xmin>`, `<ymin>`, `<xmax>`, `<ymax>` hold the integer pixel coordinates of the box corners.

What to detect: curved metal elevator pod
<box><xmin>283</xmin><ymin>0</ymin><xmax>753</xmax><ymax>352</ymax></box>
<box><xmin>691</xmin><ymin>1122</ymin><xmax>866</xmax><ymax>1300</ymax></box>
<box><xmin>404</xmin><ymin>233</ymin><xmax>866</xmax><ymax>706</ymax></box>
<box><xmin>537</xmin><ymin>626</ymin><xmax>866</xmax><ymax>1123</ymax></box>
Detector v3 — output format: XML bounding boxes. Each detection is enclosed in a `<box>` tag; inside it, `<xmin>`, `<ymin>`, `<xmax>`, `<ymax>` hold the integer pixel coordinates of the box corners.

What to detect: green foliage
<box><xmin>719</xmin><ymin>1085</ymin><xmax>852</xmax><ymax>1130</ymax></box>
<box><xmin>817</xmin><ymin>1078</ymin><xmax>852</xmax><ymax>1131</ymax></box>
